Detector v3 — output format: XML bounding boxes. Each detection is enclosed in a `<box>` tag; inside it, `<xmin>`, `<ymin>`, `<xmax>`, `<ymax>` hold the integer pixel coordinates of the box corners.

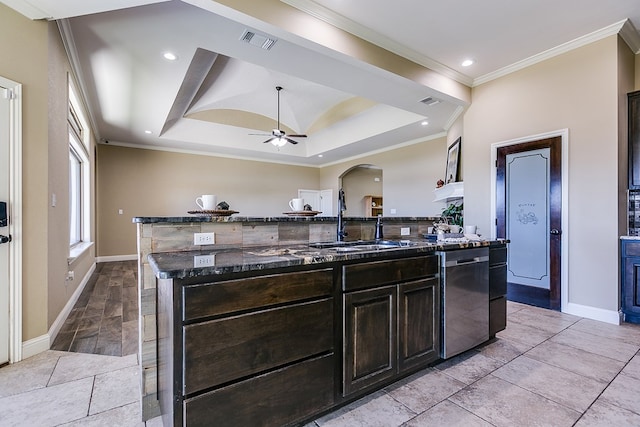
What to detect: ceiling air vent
<box><xmin>240</xmin><ymin>30</ymin><xmax>277</xmax><ymax>50</ymax></box>
<box><xmin>419</xmin><ymin>96</ymin><xmax>441</xmax><ymax>107</ymax></box>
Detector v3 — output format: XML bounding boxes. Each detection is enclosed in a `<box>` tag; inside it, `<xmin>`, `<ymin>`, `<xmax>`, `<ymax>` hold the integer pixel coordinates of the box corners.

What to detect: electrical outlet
<box><xmin>193</xmin><ymin>254</ymin><xmax>215</xmax><ymax>267</ymax></box>
<box><xmin>66</xmin><ymin>271</ymin><xmax>74</xmax><ymax>281</ymax></box>
<box><xmin>401</xmin><ymin>227</ymin><xmax>410</xmax><ymax>236</ymax></box>
<box><xmin>194</xmin><ymin>232</ymin><xmax>215</xmax><ymax>245</ymax></box>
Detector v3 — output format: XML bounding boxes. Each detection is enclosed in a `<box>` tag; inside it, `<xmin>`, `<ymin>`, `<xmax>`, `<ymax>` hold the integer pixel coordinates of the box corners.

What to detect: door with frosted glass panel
<box><xmin>506</xmin><ymin>149</ymin><xmax>550</xmax><ymax>289</ymax></box>
<box><xmin>497</xmin><ymin>137</ymin><xmax>562</xmax><ymax>310</ymax></box>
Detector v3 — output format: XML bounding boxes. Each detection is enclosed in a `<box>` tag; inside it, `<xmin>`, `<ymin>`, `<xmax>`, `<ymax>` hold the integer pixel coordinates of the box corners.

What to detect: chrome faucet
<box><xmin>337</xmin><ymin>188</ymin><xmax>347</xmax><ymax>241</ymax></box>
<box><xmin>375</xmin><ymin>215</ymin><xmax>383</xmax><ymax>240</ymax></box>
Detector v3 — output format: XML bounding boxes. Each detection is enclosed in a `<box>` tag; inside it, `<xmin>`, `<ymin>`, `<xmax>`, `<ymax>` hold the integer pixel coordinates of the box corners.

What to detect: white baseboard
<box><xmin>96</xmin><ymin>254</ymin><xmax>137</xmax><ymax>263</ymax></box>
<box><xmin>20</xmin><ymin>262</ymin><xmax>98</xmax><ymax>360</ymax></box>
<box><xmin>564</xmin><ymin>302</ymin><xmax>621</xmax><ymax>325</ymax></box>
<box><xmin>46</xmin><ymin>262</ymin><xmax>97</xmax><ymax>350</ymax></box>
<box><xmin>22</xmin><ymin>334</ymin><xmax>50</xmax><ymax>359</ymax></box>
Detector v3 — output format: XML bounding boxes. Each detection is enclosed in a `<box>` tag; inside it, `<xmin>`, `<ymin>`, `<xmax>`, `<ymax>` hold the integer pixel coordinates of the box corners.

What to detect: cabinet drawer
<box><xmin>183</xmin><ymin>268</ymin><xmax>333</xmax><ymax>321</ymax></box>
<box><xmin>489</xmin><ymin>246</ymin><xmax>507</xmax><ymax>266</ymax></box>
<box><xmin>184</xmin><ymin>353</ymin><xmax>334</xmax><ymax>427</ymax></box>
<box><xmin>183</xmin><ymin>298</ymin><xmax>333</xmax><ymax>394</ymax></box>
<box><xmin>489</xmin><ymin>265</ymin><xmax>507</xmax><ymax>298</ymax></box>
<box><xmin>342</xmin><ymin>255</ymin><xmax>438</xmax><ymax>291</ymax></box>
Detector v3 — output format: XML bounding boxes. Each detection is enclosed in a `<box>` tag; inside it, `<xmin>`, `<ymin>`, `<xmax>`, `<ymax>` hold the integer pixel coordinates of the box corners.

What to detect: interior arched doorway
<box><xmin>339</xmin><ymin>164</ymin><xmax>383</xmax><ymax>217</ymax></box>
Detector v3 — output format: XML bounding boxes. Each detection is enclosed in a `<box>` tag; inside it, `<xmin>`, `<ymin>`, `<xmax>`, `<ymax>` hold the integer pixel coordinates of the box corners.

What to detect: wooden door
<box><xmin>343</xmin><ymin>285</ymin><xmax>396</xmax><ymax>396</ymax></box>
<box><xmin>398</xmin><ymin>278</ymin><xmax>439</xmax><ymax>372</ymax></box>
<box><xmin>497</xmin><ymin>136</ymin><xmax>562</xmax><ymax>310</ymax></box>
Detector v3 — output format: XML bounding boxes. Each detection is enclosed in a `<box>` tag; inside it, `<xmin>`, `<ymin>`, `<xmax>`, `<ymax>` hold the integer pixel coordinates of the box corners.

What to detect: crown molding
<box><xmin>281</xmin><ymin>0</ymin><xmax>473</xmax><ymax>87</ymax></box>
<box><xmin>57</xmin><ymin>19</ymin><xmax>101</xmax><ymax>140</ymax></box>
<box><xmin>619</xmin><ymin>18</ymin><xmax>640</xmax><ymax>54</ymax></box>
<box><xmin>473</xmin><ymin>20</ymin><xmax>633</xmax><ymax>87</ymax></box>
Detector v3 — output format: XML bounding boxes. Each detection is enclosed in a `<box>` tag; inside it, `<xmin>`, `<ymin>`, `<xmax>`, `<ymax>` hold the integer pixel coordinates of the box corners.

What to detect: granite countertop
<box><xmin>133</xmin><ymin>215</ymin><xmax>440</xmax><ymax>224</ymax></box>
<box><xmin>149</xmin><ymin>239</ymin><xmax>508</xmax><ymax>280</ymax></box>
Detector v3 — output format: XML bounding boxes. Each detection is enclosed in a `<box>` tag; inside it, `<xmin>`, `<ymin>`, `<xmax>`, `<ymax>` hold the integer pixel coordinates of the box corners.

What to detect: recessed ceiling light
<box><xmin>144</xmin><ymin>130</ymin><xmax>152</xmax><ymax>134</ymax></box>
<box><xmin>318</xmin><ymin>154</ymin><xmax>323</xmax><ymax>158</ymax></box>
<box><xmin>163</xmin><ymin>52</ymin><xmax>177</xmax><ymax>61</ymax></box>
<box><xmin>461</xmin><ymin>59</ymin><xmax>474</xmax><ymax>67</ymax></box>
<box><xmin>421</xmin><ymin>121</ymin><xmax>429</xmax><ymax>126</ymax></box>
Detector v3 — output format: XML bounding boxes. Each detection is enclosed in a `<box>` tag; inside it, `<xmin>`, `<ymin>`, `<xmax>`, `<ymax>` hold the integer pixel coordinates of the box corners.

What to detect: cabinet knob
<box><xmin>550</xmin><ymin>229</ymin><xmax>561</xmax><ymax>235</ymax></box>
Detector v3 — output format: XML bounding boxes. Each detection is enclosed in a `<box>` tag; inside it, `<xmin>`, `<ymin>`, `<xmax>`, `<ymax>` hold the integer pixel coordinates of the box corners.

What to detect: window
<box><xmin>68</xmin><ymin>80</ymin><xmax>90</xmax><ymax>249</ymax></box>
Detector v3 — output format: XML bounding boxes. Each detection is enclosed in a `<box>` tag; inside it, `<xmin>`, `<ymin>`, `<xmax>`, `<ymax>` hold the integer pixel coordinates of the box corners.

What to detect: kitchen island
<box><xmin>136</xmin><ymin>216</ymin><xmax>506</xmax><ymax>426</ymax></box>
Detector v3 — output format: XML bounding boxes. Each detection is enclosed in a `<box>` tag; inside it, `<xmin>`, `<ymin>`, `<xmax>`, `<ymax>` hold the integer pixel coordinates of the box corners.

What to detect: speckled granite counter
<box><xmin>133</xmin><ymin>215</ymin><xmax>440</xmax><ymax>224</ymax></box>
<box><xmin>148</xmin><ymin>240</ymin><xmax>506</xmax><ymax>280</ymax></box>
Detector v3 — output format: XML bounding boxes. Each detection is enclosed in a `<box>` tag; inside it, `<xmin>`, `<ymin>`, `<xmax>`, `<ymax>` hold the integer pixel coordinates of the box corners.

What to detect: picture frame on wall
<box><xmin>445</xmin><ymin>137</ymin><xmax>461</xmax><ymax>184</ymax></box>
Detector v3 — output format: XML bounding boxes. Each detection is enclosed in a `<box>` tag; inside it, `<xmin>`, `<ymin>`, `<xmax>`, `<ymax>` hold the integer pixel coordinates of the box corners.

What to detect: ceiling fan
<box><xmin>252</xmin><ymin>86</ymin><xmax>307</xmax><ymax>147</ymax></box>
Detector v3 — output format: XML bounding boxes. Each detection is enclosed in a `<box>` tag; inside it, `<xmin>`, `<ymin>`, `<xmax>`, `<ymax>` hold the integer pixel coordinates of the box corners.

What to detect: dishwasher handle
<box><xmin>444</xmin><ymin>255</ymin><xmax>489</xmax><ymax>267</ymax></box>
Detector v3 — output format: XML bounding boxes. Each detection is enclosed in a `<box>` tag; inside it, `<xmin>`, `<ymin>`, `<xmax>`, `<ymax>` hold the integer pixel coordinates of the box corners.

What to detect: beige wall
<box><xmin>464</xmin><ymin>36</ymin><xmax>625</xmax><ymax>313</ymax></box>
<box><xmin>98</xmin><ymin>136</ymin><xmax>447</xmax><ymax>256</ymax></box>
<box><xmin>320</xmin><ymin>136</ymin><xmax>449</xmax><ymax>219</ymax></box>
<box><xmin>47</xmin><ymin>24</ymin><xmax>97</xmax><ymax>327</ymax></box>
<box><xmin>96</xmin><ymin>145</ymin><xmax>321</xmax><ymax>256</ymax></box>
<box><xmin>0</xmin><ymin>5</ymin><xmax>49</xmax><ymax>341</ymax></box>
<box><xmin>0</xmin><ymin>5</ymin><xmax>97</xmax><ymax>343</ymax></box>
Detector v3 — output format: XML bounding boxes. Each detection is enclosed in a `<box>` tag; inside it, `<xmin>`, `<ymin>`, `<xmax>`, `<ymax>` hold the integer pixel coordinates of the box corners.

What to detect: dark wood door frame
<box><xmin>496</xmin><ymin>136</ymin><xmax>562</xmax><ymax>310</ymax></box>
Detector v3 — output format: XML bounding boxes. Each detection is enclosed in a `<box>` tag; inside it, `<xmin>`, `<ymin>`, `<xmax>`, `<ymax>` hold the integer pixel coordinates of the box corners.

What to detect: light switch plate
<box><xmin>401</xmin><ymin>227</ymin><xmax>410</xmax><ymax>236</ymax></box>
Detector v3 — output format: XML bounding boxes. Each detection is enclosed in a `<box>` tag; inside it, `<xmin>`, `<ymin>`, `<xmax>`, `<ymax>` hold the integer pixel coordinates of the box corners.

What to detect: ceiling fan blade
<box><xmin>287</xmin><ymin>134</ymin><xmax>307</xmax><ymax>138</ymax></box>
<box><xmin>284</xmin><ymin>137</ymin><xmax>299</xmax><ymax>145</ymax></box>
<box><xmin>262</xmin><ymin>137</ymin><xmax>276</xmax><ymax>144</ymax></box>
<box><xmin>249</xmin><ymin>133</ymin><xmax>271</xmax><ymax>136</ymax></box>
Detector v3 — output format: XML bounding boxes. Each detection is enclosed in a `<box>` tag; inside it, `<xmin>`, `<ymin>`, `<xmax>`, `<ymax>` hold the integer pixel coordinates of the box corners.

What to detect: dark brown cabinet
<box><xmin>158</xmin><ymin>268</ymin><xmax>335</xmax><ymax>427</ymax></box>
<box><xmin>489</xmin><ymin>244</ymin><xmax>507</xmax><ymax>336</ymax></box>
<box><xmin>621</xmin><ymin>239</ymin><xmax>640</xmax><ymax>324</ymax></box>
<box><xmin>341</xmin><ymin>256</ymin><xmax>440</xmax><ymax>397</ymax></box>
<box><xmin>343</xmin><ymin>286</ymin><xmax>396</xmax><ymax>396</ymax></box>
<box><xmin>398</xmin><ymin>278</ymin><xmax>440</xmax><ymax>371</ymax></box>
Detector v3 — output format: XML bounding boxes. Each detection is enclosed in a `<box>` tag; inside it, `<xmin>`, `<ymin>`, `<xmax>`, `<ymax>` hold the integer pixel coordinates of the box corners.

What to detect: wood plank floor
<box><xmin>51</xmin><ymin>261</ymin><xmax>138</xmax><ymax>357</ymax></box>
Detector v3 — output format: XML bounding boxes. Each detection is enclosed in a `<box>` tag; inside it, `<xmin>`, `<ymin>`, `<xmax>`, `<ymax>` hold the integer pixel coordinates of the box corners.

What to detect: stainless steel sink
<box><xmin>310</xmin><ymin>240</ymin><xmax>417</xmax><ymax>251</ymax></box>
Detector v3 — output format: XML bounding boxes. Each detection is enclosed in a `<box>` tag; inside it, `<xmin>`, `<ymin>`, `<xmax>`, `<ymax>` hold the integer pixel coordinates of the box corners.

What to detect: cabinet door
<box><xmin>623</xmin><ymin>256</ymin><xmax>640</xmax><ymax>322</ymax></box>
<box><xmin>343</xmin><ymin>286</ymin><xmax>396</xmax><ymax>396</ymax></box>
<box><xmin>398</xmin><ymin>278</ymin><xmax>440</xmax><ymax>372</ymax></box>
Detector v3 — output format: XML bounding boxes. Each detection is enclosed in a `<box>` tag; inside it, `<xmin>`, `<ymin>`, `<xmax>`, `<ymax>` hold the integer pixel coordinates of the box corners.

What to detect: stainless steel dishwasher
<box><xmin>439</xmin><ymin>247</ymin><xmax>490</xmax><ymax>359</ymax></box>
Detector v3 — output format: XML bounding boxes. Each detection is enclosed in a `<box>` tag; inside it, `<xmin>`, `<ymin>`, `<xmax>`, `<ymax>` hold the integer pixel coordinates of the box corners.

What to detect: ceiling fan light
<box><xmin>271</xmin><ymin>136</ymin><xmax>287</xmax><ymax>147</ymax></box>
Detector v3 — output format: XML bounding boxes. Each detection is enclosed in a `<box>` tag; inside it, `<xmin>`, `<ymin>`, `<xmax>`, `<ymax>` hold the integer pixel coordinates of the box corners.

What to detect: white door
<box><xmin>506</xmin><ymin>148</ymin><xmax>551</xmax><ymax>289</ymax></box>
<box><xmin>0</xmin><ymin>85</ymin><xmax>11</xmax><ymax>365</ymax></box>
<box><xmin>298</xmin><ymin>189</ymin><xmax>333</xmax><ymax>216</ymax></box>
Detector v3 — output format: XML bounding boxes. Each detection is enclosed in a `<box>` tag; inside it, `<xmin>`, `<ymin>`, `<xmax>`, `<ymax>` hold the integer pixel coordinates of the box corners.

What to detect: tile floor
<box><xmin>51</xmin><ymin>261</ymin><xmax>138</xmax><ymax>356</ymax></box>
<box><xmin>3</xmin><ymin>261</ymin><xmax>640</xmax><ymax>426</ymax></box>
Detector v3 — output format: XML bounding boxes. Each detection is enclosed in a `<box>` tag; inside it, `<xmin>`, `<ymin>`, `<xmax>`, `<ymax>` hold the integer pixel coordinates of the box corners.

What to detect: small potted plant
<box><xmin>441</xmin><ymin>202</ymin><xmax>463</xmax><ymax>233</ymax></box>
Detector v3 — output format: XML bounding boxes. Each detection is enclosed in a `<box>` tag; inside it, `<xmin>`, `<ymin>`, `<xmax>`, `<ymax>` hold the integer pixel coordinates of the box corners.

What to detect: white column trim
<box><xmin>1</xmin><ymin>76</ymin><xmax>23</xmax><ymax>363</ymax></box>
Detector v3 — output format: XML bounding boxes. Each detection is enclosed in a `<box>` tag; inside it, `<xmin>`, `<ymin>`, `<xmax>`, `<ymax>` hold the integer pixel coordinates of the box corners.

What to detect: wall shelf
<box><xmin>433</xmin><ymin>182</ymin><xmax>463</xmax><ymax>202</ymax></box>
<box><xmin>364</xmin><ymin>195</ymin><xmax>383</xmax><ymax>217</ymax></box>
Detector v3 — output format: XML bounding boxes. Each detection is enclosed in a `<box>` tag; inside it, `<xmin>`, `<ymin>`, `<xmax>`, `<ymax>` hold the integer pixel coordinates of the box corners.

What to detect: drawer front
<box><xmin>489</xmin><ymin>265</ymin><xmax>507</xmax><ymax>298</ymax></box>
<box><xmin>342</xmin><ymin>255</ymin><xmax>438</xmax><ymax>291</ymax></box>
<box><xmin>183</xmin><ymin>268</ymin><xmax>333</xmax><ymax>321</ymax></box>
<box><xmin>184</xmin><ymin>354</ymin><xmax>334</xmax><ymax>427</ymax></box>
<box><xmin>623</xmin><ymin>240</ymin><xmax>640</xmax><ymax>257</ymax></box>
<box><xmin>489</xmin><ymin>246</ymin><xmax>507</xmax><ymax>266</ymax></box>
<box><xmin>183</xmin><ymin>298</ymin><xmax>333</xmax><ymax>394</ymax></box>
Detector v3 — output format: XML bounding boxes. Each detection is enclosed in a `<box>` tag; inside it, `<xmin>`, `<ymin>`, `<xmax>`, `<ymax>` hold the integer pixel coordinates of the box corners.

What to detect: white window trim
<box><xmin>68</xmin><ymin>78</ymin><xmax>91</xmax><ymax>253</ymax></box>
